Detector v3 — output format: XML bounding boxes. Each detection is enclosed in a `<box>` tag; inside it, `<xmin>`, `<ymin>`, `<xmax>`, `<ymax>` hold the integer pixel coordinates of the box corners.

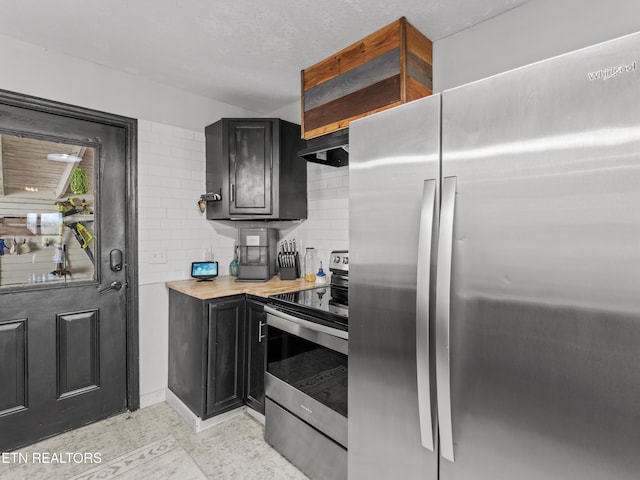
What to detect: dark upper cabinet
<box><xmin>245</xmin><ymin>297</ymin><xmax>267</xmax><ymax>414</ymax></box>
<box><xmin>205</xmin><ymin>118</ymin><xmax>307</xmax><ymax>220</ymax></box>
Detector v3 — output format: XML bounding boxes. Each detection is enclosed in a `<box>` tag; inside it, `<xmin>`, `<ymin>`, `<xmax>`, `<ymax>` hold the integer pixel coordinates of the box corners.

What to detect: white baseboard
<box><xmin>139</xmin><ymin>388</ymin><xmax>167</xmax><ymax>409</ymax></box>
<box><xmin>165</xmin><ymin>389</ymin><xmax>246</xmax><ymax>433</ymax></box>
<box><xmin>246</xmin><ymin>407</ymin><xmax>265</xmax><ymax>426</ymax></box>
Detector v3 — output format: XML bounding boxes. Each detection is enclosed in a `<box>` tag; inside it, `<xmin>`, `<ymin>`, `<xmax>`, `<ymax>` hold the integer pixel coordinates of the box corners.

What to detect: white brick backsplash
<box><xmin>148</xmin><ymin>165</ymin><xmax>172</xmax><ymax>178</ymax></box>
<box><xmin>281</xmin><ymin>163</ymin><xmax>349</xmax><ymax>272</ymax></box>
<box><xmin>139</xmin><ymin>121</ymin><xmax>208</xmax><ymax>284</ymax></box>
<box><xmin>138</xmin><ymin>120</ymin><xmax>349</xmax><ymax>285</ymax></box>
<box><xmin>145</xmin><ymin>142</ymin><xmax>171</xmax><ymax>156</ymax></box>
<box><xmin>138</xmin><ymin>120</ymin><xmax>153</xmax><ymax>132</ymax></box>
<box><xmin>169</xmin><ymin>145</ymin><xmax>199</xmax><ymax>160</ymax></box>
<box><xmin>168</xmin><ymin>167</ymin><xmax>194</xmax><ymax>180</ymax></box>
<box><xmin>141</xmin><ymin>207</ymin><xmax>166</xmax><ymax>219</ymax></box>
<box><xmin>151</xmin><ymin>122</ymin><xmax>175</xmax><ymax>136</ymax></box>
<box><xmin>180</xmin><ymin>178</ymin><xmax>204</xmax><ymax>191</ymax></box>
<box><xmin>172</xmin><ymin>127</ymin><xmax>195</xmax><ymax>140</ymax></box>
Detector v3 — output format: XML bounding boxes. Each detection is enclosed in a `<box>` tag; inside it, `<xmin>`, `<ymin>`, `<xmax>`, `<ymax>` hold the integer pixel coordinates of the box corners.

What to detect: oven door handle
<box><xmin>265</xmin><ymin>305</ymin><xmax>348</xmax><ymax>355</ymax></box>
<box><xmin>264</xmin><ymin>305</ymin><xmax>348</xmax><ymax>341</ymax></box>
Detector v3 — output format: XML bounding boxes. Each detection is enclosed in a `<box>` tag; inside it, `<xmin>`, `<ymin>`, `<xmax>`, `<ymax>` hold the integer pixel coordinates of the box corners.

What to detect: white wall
<box><xmin>280</xmin><ymin>163</ymin><xmax>349</xmax><ymax>274</ymax></box>
<box><xmin>137</xmin><ymin>121</ymin><xmax>235</xmax><ymax>406</ymax></box>
<box><xmin>137</xmin><ymin>120</ymin><xmax>238</xmax><ymax>285</ymax></box>
<box><xmin>433</xmin><ymin>0</ymin><xmax>640</xmax><ymax>93</ymax></box>
<box><xmin>0</xmin><ymin>33</ymin><xmax>254</xmax><ymax>130</ymax></box>
<box><xmin>268</xmin><ymin>99</ymin><xmax>301</xmax><ymax>124</ymax></box>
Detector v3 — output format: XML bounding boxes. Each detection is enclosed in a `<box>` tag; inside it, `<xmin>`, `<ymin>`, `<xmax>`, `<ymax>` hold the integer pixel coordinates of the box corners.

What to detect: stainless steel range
<box><xmin>264</xmin><ymin>250</ymin><xmax>349</xmax><ymax>480</ymax></box>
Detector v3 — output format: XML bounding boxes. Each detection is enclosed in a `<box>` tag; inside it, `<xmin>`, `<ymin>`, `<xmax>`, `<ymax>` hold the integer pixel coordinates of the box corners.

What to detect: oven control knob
<box><xmin>343</xmin><ymin>257</ymin><xmax>349</xmax><ymax>264</ymax></box>
<box><xmin>333</xmin><ymin>256</ymin><xmax>341</xmax><ymax>263</ymax></box>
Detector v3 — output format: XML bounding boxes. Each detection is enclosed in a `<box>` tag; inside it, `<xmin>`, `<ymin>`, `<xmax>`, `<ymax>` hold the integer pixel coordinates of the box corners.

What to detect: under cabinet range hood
<box><xmin>297</xmin><ymin>129</ymin><xmax>349</xmax><ymax>167</ymax></box>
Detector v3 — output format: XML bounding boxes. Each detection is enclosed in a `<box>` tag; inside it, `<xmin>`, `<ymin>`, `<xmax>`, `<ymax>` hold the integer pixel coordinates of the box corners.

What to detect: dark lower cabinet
<box><xmin>245</xmin><ymin>297</ymin><xmax>268</xmax><ymax>414</ymax></box>
<box><xmin>168</xmin><ymin>290</ymin><xmax>267</xmax><ymax>419</ymax></box>
<box><xmin>205</xmin><ymin>298</ymin><xmax>246</xmax><ymax>417</ymax></box>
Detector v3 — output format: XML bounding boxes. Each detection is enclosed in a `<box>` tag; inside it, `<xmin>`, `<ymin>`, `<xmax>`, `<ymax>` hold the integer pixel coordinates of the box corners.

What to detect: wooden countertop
<box><xmin>166</xmin><ymin>275</ymin><xmax>318</xmax><ymax>300</ymax></box>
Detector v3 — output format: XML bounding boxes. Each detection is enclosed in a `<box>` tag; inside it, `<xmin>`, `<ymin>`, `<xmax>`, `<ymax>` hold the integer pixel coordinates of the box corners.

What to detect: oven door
<box><xmin>265</xmin><ymin>305</ymin><xmax>348</xmax><ymax>447</ymax></box>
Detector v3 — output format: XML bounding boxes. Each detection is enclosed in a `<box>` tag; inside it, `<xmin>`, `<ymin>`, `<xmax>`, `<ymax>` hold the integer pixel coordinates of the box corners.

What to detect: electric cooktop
<box><xmin>268</xmin><ymin>286</ymin><xmax>348</xmax><ymax>330</ymax></box>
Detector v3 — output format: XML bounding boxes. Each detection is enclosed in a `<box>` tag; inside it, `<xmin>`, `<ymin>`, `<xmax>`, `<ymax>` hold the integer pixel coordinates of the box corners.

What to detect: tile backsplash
<box><xmin>279</xmin><ymin>162</ymin><xmax>349</xmax><ymax>275</ymax></box>
<box><xmin>138</xmin><ymin>120</ymin><xmax>349</xmax><ymax>285</ymax></box>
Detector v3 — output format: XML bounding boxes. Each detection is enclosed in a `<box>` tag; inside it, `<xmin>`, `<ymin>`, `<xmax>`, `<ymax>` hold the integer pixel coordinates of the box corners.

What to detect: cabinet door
<box><xmin>245</xmin><ymin>299</ymin><xmax>267</xmax><ymax>413</ymax></box>
<box><xmin>168</xmin><ymin>290</ymin><xmax>207</xmax><ymax>417</ymax></box>
<box><xmin>228</xmin><ymin>120</ymin><xmax>273</xmax><ymax>215</ymax></box>
<box><xmin>206</xmin><ymin>298</ymin><xmax>246</xmax><ymax>417</ymax></box>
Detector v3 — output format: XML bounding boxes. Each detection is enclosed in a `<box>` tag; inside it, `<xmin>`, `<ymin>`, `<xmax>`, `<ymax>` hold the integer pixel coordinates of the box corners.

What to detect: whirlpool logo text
<box><xmin>588</xmin><ymin>61</ymin><xmax>636</xmax><ymax>81</ymax></box>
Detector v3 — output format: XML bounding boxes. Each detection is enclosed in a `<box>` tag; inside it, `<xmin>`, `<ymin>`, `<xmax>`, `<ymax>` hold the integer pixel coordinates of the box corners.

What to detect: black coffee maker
<box><xmin>236</xmin><ymin>227</ymin><xmax>278</xmax><ymax>282</ymax></box>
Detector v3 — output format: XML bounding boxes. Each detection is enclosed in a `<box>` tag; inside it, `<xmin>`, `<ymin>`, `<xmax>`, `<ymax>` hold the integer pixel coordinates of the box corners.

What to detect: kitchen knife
<box><xmin>281</xmin><ymin>242</ymin><xmax>287</xmax><ymax>267</ymax></box>
<box><xmin>282</xmin><ymin>241</ymin><xmax>288</xmax><ymax>267</ymax></box>
<box><xmin>292</xmin><ymin>239</ymin><xmax>297</xmax><ymax>268</ymax></box>
<box><xmin>284</xmin><ymin>240</ymin><xmax>289</xmax><ymax>267</ymax></box>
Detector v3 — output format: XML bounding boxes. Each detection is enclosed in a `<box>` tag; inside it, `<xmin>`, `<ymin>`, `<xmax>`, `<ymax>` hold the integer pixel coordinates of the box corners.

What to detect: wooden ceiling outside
<box><xmin>0</xmin><ymin>134</ymin><xmax>95</xmax><ymax>199</ymax></box>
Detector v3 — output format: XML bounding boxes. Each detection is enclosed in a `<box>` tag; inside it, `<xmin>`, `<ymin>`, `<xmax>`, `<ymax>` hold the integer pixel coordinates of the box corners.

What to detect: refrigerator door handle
<box><xmin>416</xmin><ymin>179</ymin><xmax>437</xmax><ymax>451</ymax></box>
<box><xmin>436</xmin><ymin>175</ymin><xmax>457</xmax><ymax>462</ymax></box>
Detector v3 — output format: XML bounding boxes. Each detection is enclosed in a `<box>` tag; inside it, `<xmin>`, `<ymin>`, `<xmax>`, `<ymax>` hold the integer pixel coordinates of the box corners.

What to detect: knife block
<box><xmin>279</xmin><ymin>253</ymin><xmax>300</xmax><ymax>280</ymax></box>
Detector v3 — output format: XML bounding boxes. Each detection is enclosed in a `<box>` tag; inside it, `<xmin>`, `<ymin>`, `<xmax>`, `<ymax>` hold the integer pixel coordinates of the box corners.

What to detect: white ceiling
<box><xmin>0</xmin><ymin>0</ymin><xmax>529</xmax><ymax>113</ymax></box>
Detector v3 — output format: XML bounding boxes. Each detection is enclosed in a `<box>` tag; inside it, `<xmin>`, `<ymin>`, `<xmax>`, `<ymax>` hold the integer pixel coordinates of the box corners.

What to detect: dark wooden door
<box><xmin>0</xmin><ymin>97</ymin><xmax>132</xmax><ymax>450</ymax></box>
<box><xmin>245</xmin><ymin>298</ymin><xmax>267</xmax><ymax>414</ymax></box>
<box><xmin>228</xmin><ymin>120</ymin><xmax>273</xmax><ymax>216</ymax></box>
<box><xmin>206</xmin><ymin>297</ymin><xmax>245</xmax><ymax>417</ymax></box>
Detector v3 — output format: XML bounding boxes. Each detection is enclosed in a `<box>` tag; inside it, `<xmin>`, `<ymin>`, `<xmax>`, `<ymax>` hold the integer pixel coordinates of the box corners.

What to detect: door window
<box><xmin>0</xmin><ymin>133</ymin><xmax>96</xmax><ymax>288</ymax></box>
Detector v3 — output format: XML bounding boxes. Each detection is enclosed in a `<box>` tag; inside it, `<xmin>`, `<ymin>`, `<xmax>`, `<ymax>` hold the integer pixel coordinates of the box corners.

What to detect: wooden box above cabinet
<box><xmin>301</xmin><ymin>16</ymin><xmax>433</xmax><ymax>140</ymax></box>
<box><xmin>205</xmin><ymin>118</ymin><xmax>307</xmax><ymax>220</ymax></box>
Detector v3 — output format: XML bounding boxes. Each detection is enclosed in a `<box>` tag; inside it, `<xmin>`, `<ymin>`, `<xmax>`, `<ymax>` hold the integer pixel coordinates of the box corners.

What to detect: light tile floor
<box><xmin>0</xmin><ymin>402</ymin><xmax>308</xmax><ymax>480</ymax></box>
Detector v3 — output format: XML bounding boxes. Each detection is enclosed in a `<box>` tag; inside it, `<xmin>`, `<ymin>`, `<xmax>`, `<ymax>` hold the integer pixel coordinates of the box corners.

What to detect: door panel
<box><xmin>228</xmin><ymin>120</ymin><xmax>272</xmax><ymax>215</ymax></box>
<box><xmin>0</xmin><ymin>319</ymin><xmax>27</xmax><ymax>414</ymax></box>
<box><xmin>56</xmin><ymin>310</ymin><xmax>99</xmax><ymax>398</ymax></box>
<box><xmin>206</xmin><ymin>299</ymin><xmax>245</xmax><ymax>417</ymax></box>
<box><xmin>245</xmin><ymin>298</ymin><xmax>266</xmax><ymax>413</ymax></box>
<box><xmin>440</xmin><ymin>33</ymin><xmax>640</xmax><ymax>480</ymax></box>
<box><xmin>0</xmin><ymin>96</ymin><xmax>132</xmax><ymax>451</ymax></box>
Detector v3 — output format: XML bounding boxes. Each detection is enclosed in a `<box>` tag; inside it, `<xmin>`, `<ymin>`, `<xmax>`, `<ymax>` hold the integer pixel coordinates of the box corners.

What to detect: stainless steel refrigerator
<box><xmin>348</xmin><ymin>31</ymin><xmax>640</xmax><ymax>480</ymax></box>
